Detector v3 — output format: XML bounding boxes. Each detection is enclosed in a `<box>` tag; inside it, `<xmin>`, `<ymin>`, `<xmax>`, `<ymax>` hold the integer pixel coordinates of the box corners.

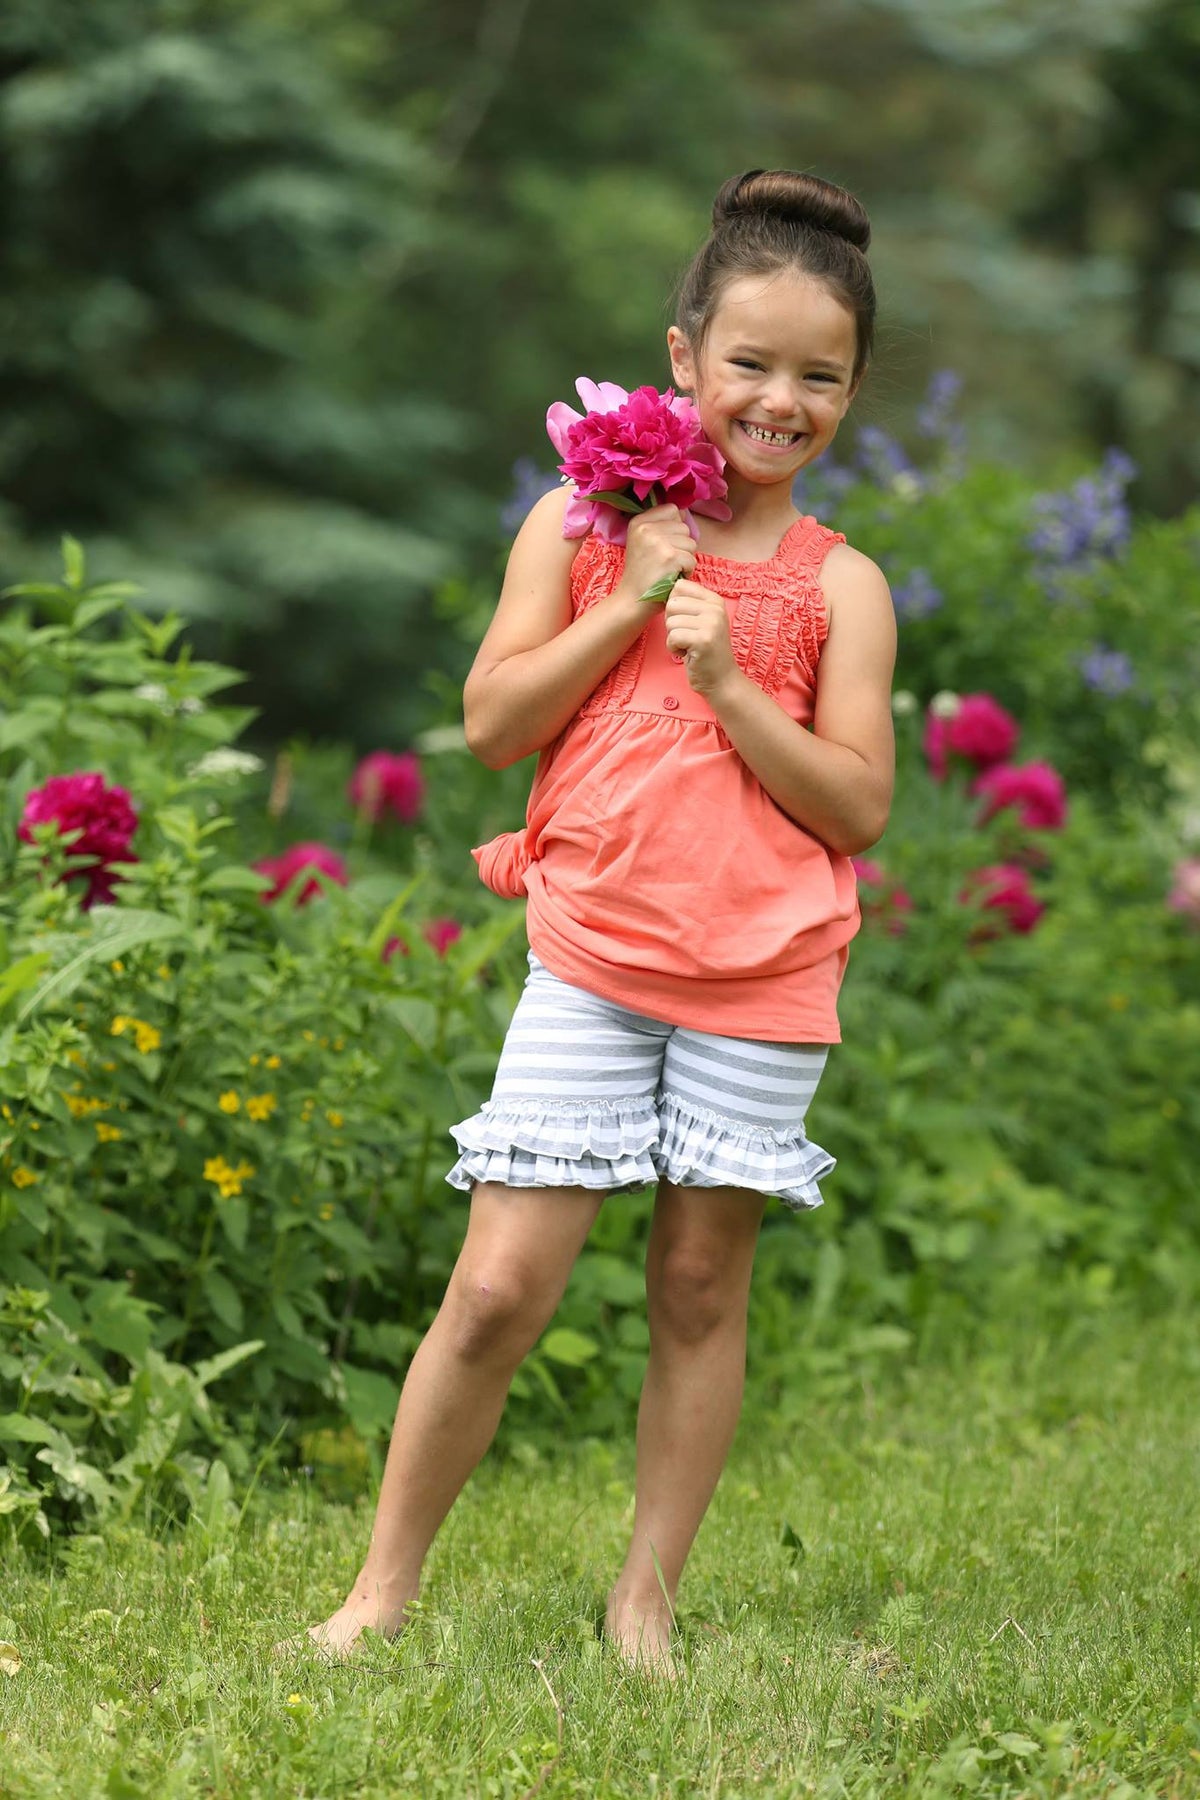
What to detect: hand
<box><xmin>663</xmin><ymin>579</ymin><xmax>741</xmax><ymax>698</ymax></box>
<box><xmin>616</xmin><ymin>505</ymin><xmax>696</xmax><ymax>607</ymax></box>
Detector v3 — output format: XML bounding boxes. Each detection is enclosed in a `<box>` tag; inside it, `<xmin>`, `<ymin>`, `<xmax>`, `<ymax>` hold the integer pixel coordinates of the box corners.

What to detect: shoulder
<box><xmin>818</xmin><ymin>542</ymin><xmax>891</xmax><ymax>609</ymax></box>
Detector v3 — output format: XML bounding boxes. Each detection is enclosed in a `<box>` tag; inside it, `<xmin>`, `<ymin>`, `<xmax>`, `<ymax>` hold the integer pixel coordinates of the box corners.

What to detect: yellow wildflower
<box><xmin>203</xmin><ymin>1155</ymin><xmax>255</xmax><ymax>1199</ymax></box>
<box><xmin>102</xmin><ymin>1061</ymin><xmax>116</xmax><ymax>1073</ymax></box>
<box><xmin>302</xmin><ymin>1030</ymin><xmax>315</xmax><ymax>1043</ymax></box>
<box><xmin>1108</xmin><ymin>993</ymin><xmax>1129</xmax><ymax>1011</ymax></box>
<box><xmin>65</xmin><ymin>1095</ymin><xmax>108</xmax><ymax>1119</ymax></box>
<box><xmin>110</xmin><ymin>960</ymin><xmax>125</xmax><ymax>974</ymax></box>
<box><xmin>249</xmin><ymin>1054</ymin><xmax>260</xmax><ymax>1067</ymax></box>
<box><xmin>246</xmin><ymin>1093</ymin><xmax>277</xmax><ymax>1123</ymax></box>
<box><xmin>67</xmin><ymin>1050</ymin><xmax>87</xmax><ymax>1069</ymax></box>
<box><xmin>12</xmin><ymin>1168</ymin><xmax>38</xmax><ymax>1189</ymax></box>
<box><xmin>319</xmin><ymin>1203</ymin><xmax>334</xmax><ymax>1221</ymax></box>
<box><xmin>326</xmin><ymin>1111</ymin><xmax>344</xmax><ymax>1129</ymax></box>
<box><xmin>333</xmin><ymin>1039</ymin><xmax>344</xmax><ymax>1052</ymax></box>
<box><xmin>156</xmin><ymin>964</ymin><xmax>171</xmax><ymax>980</ymax></box>
<box><xmin>266</xmin><ymin>1055</ymin><xmax>281</xmax><ymax>1071</ymax></box>
<box><xmin>1</xmin><ymin>1104</ymin><xmax>13</xmax><ymax>1123</ymax></box>
<box><xmin>95</xmin><ymin>1122</ymin><xmax>123</xmax><ymax>1144</ymax></box>
<box><xmin>134</xmin><ymin>1022</ymin><xmax>161</xmax><ymax>1054</ymax></box>
<box><xmin>218</xmin><ymin>1091</ymin><xmax>241</xmax><ymax>1114</ymax></box>
<box><xmin>286</xmin><ymin>1694</ymin><xmax>303</xmax><ymax>1707</ymax></box>
<box><xmin>111</xmin><ymin>1015</ymin><xmax>132</xmax><ymax>1036</ymax></box>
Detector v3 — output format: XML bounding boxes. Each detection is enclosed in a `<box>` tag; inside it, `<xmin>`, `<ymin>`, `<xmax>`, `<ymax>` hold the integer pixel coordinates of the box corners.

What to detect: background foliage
<box><xmin>1</xmin><ymin>0</ymin><xmax>1198</xmax><ymax>752</ymax></box>
<box><xmin>2</xmin><ymin>405</ymin><xmax>1198</xmax><ymax>1535</ymax></box>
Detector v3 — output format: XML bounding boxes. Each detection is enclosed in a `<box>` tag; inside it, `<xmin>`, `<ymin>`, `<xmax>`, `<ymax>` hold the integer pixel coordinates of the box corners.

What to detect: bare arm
<box><xmin>704</xmin><ymin>545</ymin><xmax>897</xmax><ymax>856</ymax></box>
<box><xmin>463</xmin><ymin>490</ymin><xmax>695</xmax><ymax>769</ymax></box>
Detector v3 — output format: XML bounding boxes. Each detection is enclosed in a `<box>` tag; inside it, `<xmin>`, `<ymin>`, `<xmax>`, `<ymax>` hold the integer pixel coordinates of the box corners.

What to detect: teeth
<box><xmin>741</xmin><ymin>422</ymin><xmax>798</xmax><ymax>446</ymax></box>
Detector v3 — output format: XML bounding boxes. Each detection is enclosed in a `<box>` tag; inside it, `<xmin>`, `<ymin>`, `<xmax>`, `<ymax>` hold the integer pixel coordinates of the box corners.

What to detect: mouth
<box><xmin>737</xmin><ymin>420</ymin><xmax>805</xmax><ymax>449</ymax></box>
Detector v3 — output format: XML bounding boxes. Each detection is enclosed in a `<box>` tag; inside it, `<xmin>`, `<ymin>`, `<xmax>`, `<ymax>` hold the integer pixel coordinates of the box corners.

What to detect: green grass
<box><xmin>2</xmin><ymin>1312</ymin><xmax>1199</xmax><ymax>1799</ymax></box>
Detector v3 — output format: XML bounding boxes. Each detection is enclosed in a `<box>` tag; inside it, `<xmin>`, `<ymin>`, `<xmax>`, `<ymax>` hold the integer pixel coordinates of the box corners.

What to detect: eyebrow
<box><xmin>726</xmin><ymin>344</ymin><xmax>850</xmax><ymax>375</ymax></box>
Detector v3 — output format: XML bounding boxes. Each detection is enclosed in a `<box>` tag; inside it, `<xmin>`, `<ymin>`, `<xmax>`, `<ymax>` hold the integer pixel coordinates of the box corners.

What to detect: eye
<box><xmin>731</xmin><ymin>359</ymin><xmax>762</xmax><ymax>370</ymax></box>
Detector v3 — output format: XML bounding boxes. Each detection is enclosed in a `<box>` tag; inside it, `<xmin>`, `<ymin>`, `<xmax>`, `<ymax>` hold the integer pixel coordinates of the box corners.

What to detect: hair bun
<box><xmin>713</xmin><ymin>169</ymin><xmax>871</xmax><ymax>252</ymax></box>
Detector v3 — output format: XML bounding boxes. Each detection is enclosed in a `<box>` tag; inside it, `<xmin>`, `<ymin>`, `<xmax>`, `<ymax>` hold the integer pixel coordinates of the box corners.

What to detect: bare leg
<box><xmin>606</xmin><ymin>1180</ymin><xmax>765</xmax><ymax>1676</ymax></box>
<box><xmin>295</xmin><ymin>1180</ymin><xmax>605</xmax><ymax>1657</ymax></box>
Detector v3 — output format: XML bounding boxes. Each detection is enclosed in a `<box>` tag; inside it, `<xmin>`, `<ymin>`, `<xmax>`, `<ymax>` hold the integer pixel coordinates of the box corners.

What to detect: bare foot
<box><xmin>603</xmin><ymin>1590</ymin><xmax>679</xmax><ymax>1681</ymax></box>
<box><xmin>274</xmin><ymin>1573</ymin><xmax>414</xmax><ymax>1663</ymax></box>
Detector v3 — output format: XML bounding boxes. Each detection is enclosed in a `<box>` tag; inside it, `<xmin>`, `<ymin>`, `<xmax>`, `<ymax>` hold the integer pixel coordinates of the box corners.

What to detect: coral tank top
<box><xmin>472</xmin><ymin>513</ymin><xmax>861</xmax><ymax>1042</ymax></box>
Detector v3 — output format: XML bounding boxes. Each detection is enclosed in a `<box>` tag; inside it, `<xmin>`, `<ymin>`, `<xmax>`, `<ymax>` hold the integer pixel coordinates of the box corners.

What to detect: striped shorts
<box><xmin>445</xmin><ymin>951</ymin><xmax>834</xmax><ymax>1213</ymax></box>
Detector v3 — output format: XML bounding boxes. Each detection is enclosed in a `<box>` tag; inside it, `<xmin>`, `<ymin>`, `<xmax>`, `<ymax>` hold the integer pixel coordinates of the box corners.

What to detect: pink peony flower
<box><xmin>547</xmin><ymin>377</ymin><xmax>730</xmax><ymax>544</ymax></box>
<box><xmin>1166</xmin><ymin>857</ymin><xmax>1200</xmax><ymax>926</ymax></box>
<box><xmin>852</xmin><ymin>856</ymin><xmax>914</xmax><ymax>936</ymax></box>
<box><xmin>253</xmin><ymin>841</ymin><xmax>349</xmax><ymax>905</ymax></box>
<box><xmin>383</xmin><ymin>917</ymin><xmax>464</xmax><ymax>961</ymax></box>
<box><xmin>971</xmin><ymin>760</ymin><xmax>1068</xmax><ymax>831</ymax></box>
<box><xmin>348</xmin><ymin>750</ymin><xmax>424</xmax><ymax>824</ymax></box>
<box><xmin>924</xmin><ymin>693</ymin><xmax>1020</xmax><ymax>779</ymax></box>
<box><xmin>959</xmin><ymin>861</ymin><xmax>1045</xmax><ymax>938</ymax></box>
<box><xmin>19</xmin><ymin>771</ymin><xmax>138</xmax><ymax>908</ymax></box>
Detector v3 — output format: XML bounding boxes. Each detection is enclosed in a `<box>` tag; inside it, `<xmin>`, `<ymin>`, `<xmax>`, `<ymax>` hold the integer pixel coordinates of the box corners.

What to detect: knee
<box><xmin>648</xmin><ymin>1247</ymin><xmax>743</xmax><ymax>1345</ymax></box>
<box><xmin>445</xmin><ymin>1264</ymin><xmax>549</xmax><ymax>1363</ymax></box>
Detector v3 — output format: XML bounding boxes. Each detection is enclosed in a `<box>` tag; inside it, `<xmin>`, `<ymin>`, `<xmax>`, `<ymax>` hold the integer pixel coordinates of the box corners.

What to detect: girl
<box><xmin>302</xmin><ymin>169</ymin><xmax>896</xmax><ymax>1675</ymax></box>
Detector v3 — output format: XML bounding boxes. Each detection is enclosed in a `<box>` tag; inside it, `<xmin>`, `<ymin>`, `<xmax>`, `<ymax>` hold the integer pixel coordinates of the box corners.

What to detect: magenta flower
<box><xmin>960</xmin><ymin>862</ymin><xmax>1045</xmax><ymax>938</ymax></box>
<box><xmin>253</xmin><ymin>842</ymin><xmax>349</xmax><ymax>905</ymax></box>
<box><xmin>852</xmin><ymin>856</ymin><xmax>914</xmax><ymax>936</ymax></box>
<box><xmin>1166</xmin><ymin>858</ymin><xmax>1200</xmax><ymax>927</ymax></box>
<box><xmin>382</xmin><ymin>917</ymin><xmax>464</xmax><ymax>961</ymax></box>
<box><xmin>348</xmin><ymin>750</ymin><xmax>425</xmax><ymax>824</ymax></box>
<box><xmin>971</xmin><ymin>760</ymin><xmax>1068</xmax><ymax>831</ymax></box>
<box><xmin>547</xmin><ymin>377</ymin><xmax>730</xmax><ymax>544</ymax></box>
<box><xmin>19</xmin><ymin>772</ymin><xmax>138</xmax><ymax>908</ymax></box>
<box><xmin>924</xmin><ymin>694</ymin><xmax>1020</xmax><ymax>779</ymax></box>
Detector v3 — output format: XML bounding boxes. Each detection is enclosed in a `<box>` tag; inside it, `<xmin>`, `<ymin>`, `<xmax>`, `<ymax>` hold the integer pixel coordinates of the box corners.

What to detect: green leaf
<box><xmin>995</xmin><ymin>1734</ymin><xmax>1041</xmax><ymax>1757</ymax></box>
<box><xmin>193</xmin><ymin>1341</ymin><xmax>264</xmax><ymax>1390</ymax></box>
<box><xmin>0</xmin><ymin>1414</ymin><xmax>59</xmax><ymax>1446</ymax></box>
<box><xmin>201</xmin><ymin>866</ymin><xmax>274</xmax><ymax>895</ymax></box>
<box><xmin>780</xmin><ymin>1522</ymin><xmax>807</xmax><ymax>1557</ymax></box>
<box><xmin>538</xmin><ymin>1327</ymin><xmax>599</xmax><ymax>1367</ymax></box>
<box><xmin>339</xmin><ymin>1364</ymin><xmax>399</xmax><ymax>1439</ymax></box>
<box><xmin>85</xmin><ymin>1286</ymin><xmax>155</xmax><ymax>1365</ymax></box>
<box><xmin>61</xmin><ymin>535</ymin><xmax>86</xmax><ymax>590</ymax></box>
<box><xmin>201</xmin><ymin>1269</ymin><xmax>244</xmax><ymax>1333</ymax></box>
<box><xmin>0</xmin><ymin>954</ymin><xmax>52</xmax><ymax>1012</ymax></box>
<box><xmin>585</xmin><ymin>490</ymin><xmax>645</xmax><ymax>514</ymax></box>
<box><xmin>18</xmin><ymin>911</ymin><xmax>187</xmax><ymax>1021</ymax></box>
<box><xmin>638</xmin><ymin>573</ymin><xmax>679</xmax><ymax>604</ymax></box>
<box><xmin>72</xmin><ymin>596</ymin><xmax>130</xmax><ymax>633</ymax></box>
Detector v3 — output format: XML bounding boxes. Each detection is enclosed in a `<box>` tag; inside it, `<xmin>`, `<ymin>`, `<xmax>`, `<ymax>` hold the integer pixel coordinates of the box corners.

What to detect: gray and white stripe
<box><xmin>447</xmin><ymin>953</ymin><xmax>834</xmax><ymax>1212</ymax></box>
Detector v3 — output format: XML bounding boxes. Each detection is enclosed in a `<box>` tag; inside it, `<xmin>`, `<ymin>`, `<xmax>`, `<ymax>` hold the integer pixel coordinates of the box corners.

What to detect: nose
<box><xmin>760</xmin><ymin>377</ymin><xmax>801</xmax><ymax>420</ymax></box>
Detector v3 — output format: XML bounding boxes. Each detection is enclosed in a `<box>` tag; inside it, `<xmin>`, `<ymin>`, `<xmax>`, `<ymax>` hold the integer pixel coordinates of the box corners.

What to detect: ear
<box><xmin>666</xmin><ymin>326</ymin><xmax>696</xmax><ymax>393</ymax></box>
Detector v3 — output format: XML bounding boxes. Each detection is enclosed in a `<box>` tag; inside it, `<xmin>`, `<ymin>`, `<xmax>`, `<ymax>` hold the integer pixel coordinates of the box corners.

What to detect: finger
<box><xmin>636</xmin><ymin>503</ymin><xmax>684</xmax><ymax>524</ymax></box>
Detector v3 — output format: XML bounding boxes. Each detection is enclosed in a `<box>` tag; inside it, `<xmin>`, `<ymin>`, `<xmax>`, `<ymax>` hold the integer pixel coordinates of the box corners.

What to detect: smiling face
<box><xmin>667</xmin><ymin>270</ymin><xmax>860</xmax><ymax>489</ymax></box>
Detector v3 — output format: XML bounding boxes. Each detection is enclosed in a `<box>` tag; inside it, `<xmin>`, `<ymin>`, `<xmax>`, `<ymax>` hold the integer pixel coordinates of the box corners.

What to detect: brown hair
<box><xmin>675</xmin><ymin>170</ymin><xmax>876</xmax><ymax>386</ymax></box>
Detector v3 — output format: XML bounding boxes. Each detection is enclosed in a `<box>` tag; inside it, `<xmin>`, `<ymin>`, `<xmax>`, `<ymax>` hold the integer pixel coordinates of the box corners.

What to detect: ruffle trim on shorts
<box><xmin>654</xmin><ymin>1090</ymin><xmax>833</xmax><ymax>1213</ymax></box>
<box><xmin>445</xmin><ymin>1091</ymin><xmax>834</xmax><ymax>1212</ymax></box>
<box><xmin>444</xmin><ymin>1096</ymin><xmax>660</xmax><ymax>1194</ymax></box>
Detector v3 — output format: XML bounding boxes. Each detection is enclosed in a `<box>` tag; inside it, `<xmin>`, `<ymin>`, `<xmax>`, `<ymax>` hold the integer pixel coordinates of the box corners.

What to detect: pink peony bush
<box><xmin>253</xmin><ymin>841</ymin><xmax>349</xmax><ymax>904</ymax></box>
<box><xmin>924</xmin><ymin>692</ymin><xmax>1019</xmax><ymax>779</ymax></box>
<box><xmin>348</xmin><ymin>750</ymin><xmax>425</xmax><ymax>824</ymax></box>
<box><xmin>383</xmin><ymin>918</ymin><xmax>464</xmax><ymax>961</ymax></box>
<box><xmin>1166</xmin><ymin>858</ymin><xmax>1200</xmax><ymax>927</ymax></box>
<box><xmin>18</xmin><ymin>771</ymin><xmax>138</xmax><ymax>908</ymax></box>
<box><xmin>852</xmin><ymin>856</ymin><xmax>914</xmax><ymax>936</ymax></box>
<box><xmin>959</xmin><ymin>861</ymin><xmax>1046</xmax><ymax>938</ymax></box>
<box><xmin>971</xmin><ymin>760</ymin><xmax>1068</xmax><ymax>831</ymax></box>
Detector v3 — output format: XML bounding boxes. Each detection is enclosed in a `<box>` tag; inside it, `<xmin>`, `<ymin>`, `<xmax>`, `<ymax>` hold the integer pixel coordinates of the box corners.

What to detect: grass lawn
<box><xmin>2</xmin><ymin>1310</ymin><xmax>1198</xmax><ymax>1798</ymax></box>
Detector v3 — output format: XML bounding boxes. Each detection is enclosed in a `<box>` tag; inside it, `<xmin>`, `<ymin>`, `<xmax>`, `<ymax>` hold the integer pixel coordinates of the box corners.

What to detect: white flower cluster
<box><xmin>187</xmin><ymin>748</ymin><xmax>265</xmax><ymax>780</ymax></box>
<box><xmin>415</xmin><ymin>723</ymin><xmax>469</xmax><ymax>754</ymax></box>
<box><xmin>928</xmin><ymin>689</ymin><xmax>962</xmax><ymax>719</ymax></box>
<box><xmin>133</xmin><ymin>683</ymin><xmax>206</xmax><ymax>718</ymax></box>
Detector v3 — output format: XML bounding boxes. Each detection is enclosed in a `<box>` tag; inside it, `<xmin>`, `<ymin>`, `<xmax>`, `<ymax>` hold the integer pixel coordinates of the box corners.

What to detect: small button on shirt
<box><xmin>662</xmin><ymin>695</ymin><xmax>679</xmax><ymax>710</ymax></box>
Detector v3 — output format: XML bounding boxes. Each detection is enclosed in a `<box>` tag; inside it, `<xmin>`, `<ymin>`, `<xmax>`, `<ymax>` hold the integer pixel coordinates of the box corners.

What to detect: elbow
<box><xmin>832</xmin><ymin>806</ymin><xmax>891</xmax><ymax>860</ymax></box>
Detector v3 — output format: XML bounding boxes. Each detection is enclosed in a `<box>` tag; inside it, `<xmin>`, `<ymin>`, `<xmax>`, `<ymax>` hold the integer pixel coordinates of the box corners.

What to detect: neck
<box><xmin>695</xmin><ymin>472</ymin><xmax>800</xmax><ymax>554</ymax></box>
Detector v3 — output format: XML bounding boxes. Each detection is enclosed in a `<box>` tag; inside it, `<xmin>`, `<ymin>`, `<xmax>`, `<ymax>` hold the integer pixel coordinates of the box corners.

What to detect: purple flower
<box><xmin>792</xmin><ymin>460</ymin><xmax>858</xmax><ymax>508</ymax></box>
<box><xmin>892</xmin><ymin>569</ymin><xmax>943</xmax><ymax>621</ymax></box>
<box><xmin>499</xmin><ymin>457</ymin><xmax>560</xmax><ymax>535</ymax></box>
<box><xmin>916</xmin><ymin>370</ymin><xmax>964</xmax><ymax>441</ymax></box>
<box><xmin>1029</xmin><ymin>449</ymin><xmax>1137</xmax><ymax>590</ymax></box>
<box><xmin>1078</xmin><ymin>644</ymin><xmax>1135</xmax><ymax>695</ymax></box>
<box><xmin>854</xmin><ymin>424</ymin><xmax>922</xmax><ymax>492</ymax></box>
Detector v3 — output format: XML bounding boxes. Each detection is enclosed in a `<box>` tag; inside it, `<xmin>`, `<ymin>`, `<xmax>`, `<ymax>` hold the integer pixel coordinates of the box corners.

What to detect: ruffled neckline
<box><xmin>692</xmin><ymin>515</ymin><xmax>811</xmax><ymax>572</ymax></box>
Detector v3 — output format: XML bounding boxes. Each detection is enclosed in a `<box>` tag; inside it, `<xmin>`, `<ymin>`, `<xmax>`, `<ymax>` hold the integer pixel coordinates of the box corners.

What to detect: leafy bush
<box><xmin>3</xmin><ymin>412</ymin><xmax>1200</xmax><ymax>1530</ymax></box>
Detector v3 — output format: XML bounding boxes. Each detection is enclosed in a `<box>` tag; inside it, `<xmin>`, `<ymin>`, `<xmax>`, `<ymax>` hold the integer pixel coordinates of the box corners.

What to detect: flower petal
<box><xmin>545</xmin><ymin>402</ymin><xmax>583</xmax><ymax>457</ymax></box>
<box><xmin>575</xmin><ymin>377</ymin><xmax>628</xmax><ymax>413</ymax></box>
